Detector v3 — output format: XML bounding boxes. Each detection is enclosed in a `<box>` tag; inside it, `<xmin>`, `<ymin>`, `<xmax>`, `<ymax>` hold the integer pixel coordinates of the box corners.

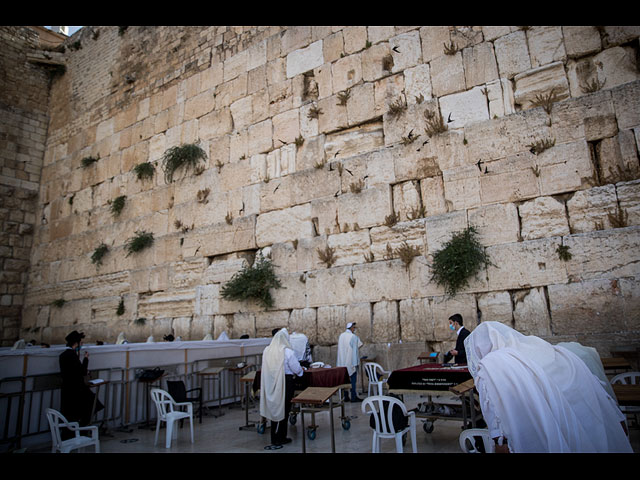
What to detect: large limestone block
<box><xmin>468</xmin><ymin>203</ymin><xmax>520</xmax><ymax>246</ymax></box>
<box><xmin>443</xmin><ymin>165</ymin><xmax>482</xmax><ymax>210</ymax></box>
<box><xmin>513</xmin><ymin>61</ymin><xmax>570</xmax><ymax>110</ymax></box>
<box><xmin>373</xmin><ymin>300</ymin><xmax>400</xmax><ymax>343</ymax></box>
<box><xmin>316</xmin><ymin>94</ymin><xmax>349</xmax><ymax>133</ymax></box>
<box><xmin>345</xmin><ymin>302</ymin><xmax>374</xmax><ymax>344</ymax></box>
<box><xmin>248</xmin><ymin>119</ymin><xmax>273</xmax><ymax>156</ymax></box>
<box><xmin>392</xmin><ymin>180</ymin><xmax>422</xmax><ymax>221</ymax></box>
<box><xmin>317</xmin><ymin>304</ymin><xmax>346</xmax><ymax>345</ymax></box>
<box><xmin>465</xmin><ymin>108</ymin><xmax>551</xmax><ymax>162</ymax></box>
<box><xmin>272</xmin><ymin>109</ymin><xmax>300</xmax><ymax>147</ymax></box>
<box><xmin>331</xmin><ymin>52</ymin><xmax>363</xmax><ymax>93</ymax></box>
<box><xmin>337</xmin><ymin>184</ymin><xmax>392</xmax><ymax>229</ymax></box>
<box><xmin>219</xmin><ymin>157</ymin><xmax>253</xmax><ymax>192</ymax></box>
<box><xmin>286</xmin><ymin>40</ymin><xmax>324</xmax><ymax>78</ymax></box>
<box><xmin>310</xmin><ymin>197</ymin><xmax>339</xmax><ymax>236</ymax></box>
<box><xmin>512</xmin><ymin>287</ymin><xmax>551</xmax><ymax>337</ymax></box>
<box><xmin>527</xmin><ymin>26</ymin><xmax>566</xmax><ymax>68</ymax></box>
<box><xmin>424</xmin><ymin>210</ymin><xmax>468</xmax><ymax>256</ymax></box>
<box><xmin>255</xmin><ymin>310</ymin><xmax>291</xmax><ymax>338</ymax></box>
<box><xmin>361</xmin><ymin>42</ymin><xmax>391</xmax><ymax>83</ymax></box>
<box><xmin>616</xmin><ymin>180</ymin><xmax>640</xmax><ymax>226</ymax></box>
<box><xmin>486</xmin><ymin>237</ymin><xmax>568</xmax><ymax>290</ymax></box>
<box><xmin>537</xmin><ymin>140</ymin><xmax>595</xmax><ymax>196</ymax></box>
<box><xmin>399</xmin><ymin>297</ymin><xmax>433</xmax><ymax>342</ymax></box>
<box><xmin>562</xmin><ymin>26</ymin><xmax>602</xmax><ymax>59</ymax></box>
<box><xmin>548</xmin><ymin>277</ymin><xmax>637</xmax><ymax>335</ymax></box>
<box><xmin>260</xmin><ymin>165</ymin><xmax>340</xmax><ymax>213</ymax></box>
<box><xmin>295</xmin><ymin>134</ymin><xmax>325</xmax><ymax>172</ymax></box>
<box><xmin>324</xmin><ymin>121</ymin><xmax>384</xmax><ymax>161</ymax></box>
<box><xmin>477</xmin><ymin>291</ymin><xmax>513</xmax><ymax>324</ymax></box>
<box><xmin>404</xmin><ymin>64</ymin><xmax>432</xmax><ymax>105</ymax></box>
<box><xmin>202</xmin><ymin>252</ymin><xmax>252</xmax><ymax>284</ymax></box>
<box><xmin>183</xmin><ymin>215</ymin><xmax>257</xmax><ymax>258</ymax></box>
<box><xmin>419</xmin><ymin>26</ymin><xmax>451</xmax><ymax>63</ymax></box>
<box><xmin>327</xmin><ymin>230</ymin><xmax>372</xmax><ymax>267</ymax></box>
<box><xmin>184</xmin><ymin>91</ymin><xmax>215</xmax><ymax>121</ymax></box>
<box><xmin>430</xmin><ymin>51</ymin><xmax>466</xmax><ymax>97</ymax></box>
<box><xmin>270</xmin><ymin>273</ymin><xmax>307</xmax><ymax>310</ymax></box>
<box><xmin>420</xmin><ymin>175</ymin><xmax>447</xmax><ymax>217</ymax></box>
<box><xmin>369</xmin><ymin>220</ymin><xmax>426</xmax><ymax>261</ymax></box>
<box><xmin>519</xmin><ymin>196</ymin><xmax>570</xmax><ymax>240</ymax></box>
<box><xmin>462</xmin><ymin>41</ymin><xmax>499</xmax><ymax>88</ymax></box>
<box><xmin>346</xmin><ymin>82</ymin><xmax>377</xmax><ymax>126</ymax></box>
<box><xmin>340</xmin><ymin>148</ymin><xmax>395</xmax><ymax>191</ymax></box>
<box><xmin>374</xmin><ymin>73</ymin><xmax>405</xmax><ymax>119</ymax></box>
<box><xmin>566</xmin><ymin>185</ymin><xmax>618</xmax><ymax>233</ymax></box>
<box><xmin>494</xmin><ymin>30</ymin><xmax>531</xmax><ymax>79</ymax></box>
<box><xmin>596</xmin><ymin>134</ymin><xmax>640</xmax><ymax>185</ymax></box>
<box><xmin>486</xmin><ymin>78</ymin><xmax>516</xmax><ymax>118</ymax></box>
<box><xmin>266</xmin><ymin>144</ymin><xmax>296</xmax><ymax>180</ymax></box>
<box><xmin>289</xmin><ymin>308</ymin><xmax>318</xmax><ymax>345</ymax></box>
<box><xmin>138</xmin><ymin>289</ymin><xmax>195</xmax><ymax>319</ymax></box>
<box><xmin>392</xmin><ymin>140</ymin><xmax>442</xmax><ymax>183</ymax></box>
<box><xmin>439</xmin><ymin>86</ymin><xmax>490</xmax><ymax>131</ymax></box>
<box><xmin>350</xmin><ymin>260</ymin><xmax>412</xmax><ymax>304</ymax></box>
<box><xmin>256</xmin><ymin>203</ymin><xmax>315</xmax><ymax>247</ymax></box>
<box><xmin>612</xmin><ymin>81</ymin><xmax>640</xmax><ymax>130</ymax></box>
<box><xmin>171</xmin><ymin>258</ymin><xmax>208</xmax><ymax>289</ymax></box>
<box><xmin>564</xmin><ymin>227</ymin><xmax>640</xmax><ymax>282</ymax></box>
<box><xmin>388</xmin><ymin>31</ymin><xmax>422</xmax><ymax>72</ymax></box>
<box><xmin>233</xmin><ymin>312</ymin><xmax>257</xmax><ymax>338</ymax></box>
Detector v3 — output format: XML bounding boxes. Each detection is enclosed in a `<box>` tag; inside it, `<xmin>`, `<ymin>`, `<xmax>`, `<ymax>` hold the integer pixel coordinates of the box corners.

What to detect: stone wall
<box><xmin>0</xmin><ymin>27</ymin><xmax>52</xmax><ymax>346</ymax></box>
<box><xmin>8</xmin><ymin>26</ymin><xmax>640</xmax><ymax>369</ymax></box>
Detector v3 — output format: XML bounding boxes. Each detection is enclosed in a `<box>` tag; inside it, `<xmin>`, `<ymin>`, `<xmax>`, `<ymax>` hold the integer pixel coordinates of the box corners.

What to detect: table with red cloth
<box><xmin>252</xmin><ymin>366</ymin><xmax>350</xmax><ymax>393</ymax></box>
<box><xmin>387</xmin><ymin>363</ymin><xmax>481</xmax><ymax>434</ymax></box>
<box><xmin>387</xmin><ymin>363</ymin><xmax>472</xmax><ymax>392</ymax></box>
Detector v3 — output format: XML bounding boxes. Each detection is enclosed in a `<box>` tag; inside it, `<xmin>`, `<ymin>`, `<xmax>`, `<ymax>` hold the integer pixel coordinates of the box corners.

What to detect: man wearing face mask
<box><xmin>445</xmin><ymin>314</ymin><xmax>470</xmax><ymax>365</ymax></box>
<box><xmin>58</xmin><ymin>330</ymin><xmax>103</xmax><ymax>438</ymax></box>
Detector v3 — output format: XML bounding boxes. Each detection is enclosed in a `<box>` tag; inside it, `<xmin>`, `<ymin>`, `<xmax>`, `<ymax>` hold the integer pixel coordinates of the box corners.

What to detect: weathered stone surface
<box><xmin>477</xmin><ymin>291</ymin><xmax>513</xmax><ymax>324</ymax></box>
<box><xmin>430</xmin><ymin>51</ymin><xmax>465</xmax><ymax>97</ymax></box>
<box><xmin>514</xmin><ymin>61</ymin><xmax>570</xmax><ymax>110</ymax></box>
<box><xmin>512</xmin><ymin>287</ymin><xmax>551</xmax><ymax>336</ymax></box>
<box><xmin>494</xmin><ymin>30</ymin><xmax>531</xmax><ymax>79</ymax></box>
<box><xmin>289</xmin><ymin>308</ymin><xmax>317</xmax><ymax>344</ymax></box>
<box><xmin>324</xmin><ymin>121</ymin><xmax>384</xmax><ymax>160</ymax></box>
<box><xmin>468</xmin><ymin>202</ymin><xmax>520</xmax><ymax>246</ymax></box>
<box><xmin>373</xmin><ymin>300</ymin><xmax>400</xmax><ymax>343</ymax></box>
<box><xmin>562</xmin><ymin>26</ymin><xmax>602</xmax><ymax>59</ymax></box>
<box><xmin>369</xmin><ymin>220</ymin><xmax>426</xmax><ymax>261</ymax></box>
<box><xmin>462</xmin><ymin>41</ymin><xmax>499</xmax><ymax>88</ymax></box>
<box><xmin>286</xmin><ymin>40</ymin><xmax>324</xmax><ymax>78</ymax></box>
<box><xmin>616</xmin><ymin>180</ymin><xmax>640</xmax><ymax>226</ymax></box>
<box><xmin>392</xmin><ymin>180</ymin><xmax>422</xmax><ymax>221</ymax></box>
<box><xmin>566</xmin><ymin>185</ymin><xmax>618</xmax><ymax>233</ymax></box>
<box><xmin>327</xmin><ymin>230</ymin><xmax>371</xmax><ymax>267</ymax></box>
<box><xmin>337</xmin><ymin>184</ymin><xmax>392</xmax><ymax>229</ymax></box>
<box><xmin>527</xmin><ymin>26</ymin><xmax>566</xmax><ymax>68</ymax></box>
<box><xmin>486</xmin><ymin>237</ymin><xmax>568</xmax><ymax>290</ymax></box>
<box><xmin>439</xmin><ymin>86</ymin><xmax>490</xmax><ymax>130</ymax></box>
<box><xmin>424</xmin><ymin>210</ymin><xmax>467</xmax><ymax>255</ymax></box>
<box><xmin>256</xmin><ymin>203</ymin><xmax>314</xmax><ymax>247</ymax></box>
<box><xmin>519</xmin><ymin>196</ymin><xmax>570</xmax><ymax>240</ymax></box>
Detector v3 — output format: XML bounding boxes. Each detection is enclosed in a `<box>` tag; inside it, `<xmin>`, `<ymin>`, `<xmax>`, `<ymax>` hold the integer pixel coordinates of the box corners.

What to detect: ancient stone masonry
<box><xmin>3</xmin><ymin>26</ymin><xmax>640</xmax><ymax>369</ymax></box>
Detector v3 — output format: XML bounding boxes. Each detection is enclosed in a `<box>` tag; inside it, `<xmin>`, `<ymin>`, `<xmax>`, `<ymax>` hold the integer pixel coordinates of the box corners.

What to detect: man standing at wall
<box><xmin>445</xmin><ymin>314</ymin><xmax>471</xmax><ymax>365</ymax></box>
<box><xmin>337</xmin><ymin>322</ymin><xmax>363</xmax><ymax>402</ymax></box>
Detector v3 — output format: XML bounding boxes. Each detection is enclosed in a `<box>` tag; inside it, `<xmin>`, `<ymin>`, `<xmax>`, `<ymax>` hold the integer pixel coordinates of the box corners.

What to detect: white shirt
<box><xmin>284</xmin><ymin>348</ymin><xmax>304</xmax><ymax>376</ymax></box>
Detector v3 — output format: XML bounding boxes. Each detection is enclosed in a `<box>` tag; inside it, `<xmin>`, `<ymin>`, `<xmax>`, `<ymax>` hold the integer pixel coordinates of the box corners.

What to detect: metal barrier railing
<box><xmin>0</xmin><ymin>353</ymin><xmax>261</xmax><ymax>451</ymax></box>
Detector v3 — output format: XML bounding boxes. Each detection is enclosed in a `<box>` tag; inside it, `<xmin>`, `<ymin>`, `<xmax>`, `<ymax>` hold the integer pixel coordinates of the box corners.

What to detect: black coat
<box><xmin>58</xmin><ymin>348</ymin><xmax>102</xmax><ymax>426</ymax></box>
<box><xmin>454</xmin><ymin>327</ymin><xmax>471</xmax><ymax>364</ymax></box>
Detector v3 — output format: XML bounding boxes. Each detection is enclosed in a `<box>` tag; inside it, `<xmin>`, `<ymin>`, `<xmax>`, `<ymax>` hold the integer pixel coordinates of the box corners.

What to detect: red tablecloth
<box><xmin>253</xmin><ymin>367</ymin><xmax>350</xmax><ymax>392</ymax></box>
<box><xmin>387</xmin><ymin>363</ymin><xmax>471</xmax><ymax>391</ymax></box>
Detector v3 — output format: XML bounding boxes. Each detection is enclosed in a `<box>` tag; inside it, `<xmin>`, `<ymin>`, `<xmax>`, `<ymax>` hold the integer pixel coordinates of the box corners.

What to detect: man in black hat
<box><xmin>58</xmin><ymin>330</ymin><xmax>103</xmax><ymax>438</ymax></box>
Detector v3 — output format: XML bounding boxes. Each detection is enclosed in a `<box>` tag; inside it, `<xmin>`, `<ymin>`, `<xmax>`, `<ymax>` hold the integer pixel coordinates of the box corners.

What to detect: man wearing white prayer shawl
<box><xmin>260</xmin><ymin>328</ymin><xmax>304</xmax><ymax>447</ymax></box>
<box><xmin>337</xmin><ymin>322</ymin><xmax>363</xmax><ymax>402</ymax></box>
<box><xmin>464</xmin><ymin>322</ymin><xmax>633</xmax><ymax>453</ymax></box>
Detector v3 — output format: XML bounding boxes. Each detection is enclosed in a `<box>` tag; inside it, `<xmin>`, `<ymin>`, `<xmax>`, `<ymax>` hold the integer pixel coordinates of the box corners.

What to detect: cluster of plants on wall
<box><xmin>221</xmin><ymin>255</ymin><xmax>282</xmax><ymax>309</ymax></box>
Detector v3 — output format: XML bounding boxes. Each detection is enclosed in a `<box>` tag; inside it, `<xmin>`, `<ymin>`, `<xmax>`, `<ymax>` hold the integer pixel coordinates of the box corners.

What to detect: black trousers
<box><xmin>271</xmin><ymin>374</ymin><xmax>294</xmax><ymax>445</ymax></box>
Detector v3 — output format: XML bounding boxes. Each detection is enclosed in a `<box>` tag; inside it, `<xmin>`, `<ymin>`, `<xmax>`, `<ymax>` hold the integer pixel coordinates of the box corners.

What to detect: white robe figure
<box><xmin>464</xmin><ymin>322</ymin><xmax>632</xmax><ymax>453</ymax></box>
<box><xmin>336</xmin><ymin>325</ymin><xmax>362</xmax><ymax>377</ymax></box>
<box><xmin>260</xmin><ymin>329</ymin><xmax>292</xmax><ymax>422</ymax></box>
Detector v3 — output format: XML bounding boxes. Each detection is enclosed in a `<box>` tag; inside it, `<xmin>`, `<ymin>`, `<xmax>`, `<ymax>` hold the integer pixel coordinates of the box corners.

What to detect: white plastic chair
<box><xmin>459</xmin><ymin>428</ymin><xmax>494</xmax><ymax>453</ymax></box>
<box><xmin>362</xmin><ymin>395</ymin><xmax>417</xmax><ymax>453</ymax></box>
<box><xmin>364</xmin><ymin>362</ymin><xmax>389</xmax><ymax>397</ymax></box>
<box><xmin>46</xmin><ymin>408</ymin><xmax>100</xmax><ymax>453</ymax></box>
<box><xmin>150</xmin><ymin>388</ymin><xmax>194</xmax><ymax>448</ymax></box>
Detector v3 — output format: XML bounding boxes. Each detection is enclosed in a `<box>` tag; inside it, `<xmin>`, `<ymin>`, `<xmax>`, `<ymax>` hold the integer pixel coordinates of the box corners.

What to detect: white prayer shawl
<box><xmin>336</xmin><ymin>329</ymin><xmax>362</xmax><ymax>376</ymax></box>
<box><xmin>260</xmin><ymin>329</ymin><xmax>292</xmax><ymax>422</ymax></box>
<box><xmin>465</xmin><ymin>322</ymin><xmax>632</xmax><ymax>453</ymax></box>
<box><xmin>557</xmin><ymin>341</ymin><xmax>616</xmax><ymax>399</ymax></box>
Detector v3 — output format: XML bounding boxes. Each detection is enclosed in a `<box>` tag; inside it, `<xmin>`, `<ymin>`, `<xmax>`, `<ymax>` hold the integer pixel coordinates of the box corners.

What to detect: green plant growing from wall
<box><xmin>125</xmin><ymin>230</ymin><xmax>154</xmax><ymax>256</ymax></box>
<box><xmin>133</xmin><ymin>162</ymin><xmax>155</xmax><ymax>181</ymax></box>
<box><xmin>431</xmin><ymin>226</ymin><xmax>491</xmax><ymax>296</ymax></box>
<box><xmin>556</xmin><ymin>244</ymin><xmax>572</xmax><ymax>261</ymax></box>
<box><xmin>116</xmin><ymin>297</ymin><xmax>125</xmax><ymax>316</ymax></box>
<box><xmin>81</xmin><ymin>155</ymin><xmax>100</xmax><ymax>168</ymax></box>
<box><xmin>220</xmin><ymin>255</ymin><xmax>282</xmax><ymax>309</ymax></box>
<box><xmin>134</xmin><ymin>317</ymin><xmax>146</xmax><ymax>326</ymax></box>
<box><xmin>424</xmin><ymin>109</ymin><xmax>447</xmax><ymax>137</ymax></box>
<box><xmin>396</xmin><ymin>241</ymin><xmax>421</xmax><ymax>270</ymax></box>
<box><xmin>317</xmin><ymin>246</ymin><xmax>337</xmax><ymax>268</ymax></box>
<box><xmin>161</xmin><ymin>143</ymin><xmax>207</xmax><ymax>183</ymax></box>
<box><xmin>91</xmin><ymin>243</ymin><xmax>109</xmax><ymax>266</ymax></box>
<box><xmin>52</xmin><ymin>298</ymin><xmax>66</xmax><ymax>308</ymax></box>
<box><xmin>109</xmin><ymin>195</ymin><xmax>127</xmax><ymax>217</ymax></box>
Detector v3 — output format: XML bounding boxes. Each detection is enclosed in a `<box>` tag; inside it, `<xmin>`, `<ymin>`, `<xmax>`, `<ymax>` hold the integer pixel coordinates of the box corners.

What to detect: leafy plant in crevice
<box><xmin>52</xmin><ymin>298</ymin><xmax>66</xmax><ymax>308</ymax></box>
<box><xmin>396</xmin><ymin>241</ymin><xmax>421</xmax><ymax>270</ymax></box>
<box><xmin>430</xmin><ymin>226</ymin><xmax>491</xmax><ymax>297</ymax></box>
<box><xmin>424</xmin><ymin>109</ymin><xmax>447</xmax><ymax>137</ymax></box>
<box><xmin>91</xmin><ymin>243</ymin><xmax>109</xmax><ymax>266</ymax></box>
<box><xmin>134</xmin><ymin>317</ymin><xmax>147</xmax><ymax>326</ymax></box>
<box><xmin>317</xmin><ymin>245</ymin><xmax>337</xmax><ymax>268</ymax></box>
<box><xmin>109</xmin><ymin>195</ymin><xmax>127</xmax><ymax>217</ymax></box>
<box><xmin>116</xmin><ymin>297</ymin><xmax>125</xmax><ymax>316</ymax></box>
<box><xmin>556</xmin><ymin>244</ymin><xmax>572</xmax><ymax>262</ymax></box>
<box><xmin>81</xmin><ymin>155</ymin><xmax>100</xmax><ymax>168</ymax></box>
<box><xmin>220</xmin><ymin>255</ymin><xmax>282</xmax><ymax>309</ymax></box>
<box><xmin>161</xmin><ymin>143</ymin><xmax>208</xmax><ymax>183</ymax></box>
<box><xmin>125</xmin><ymin>230</ymin><xmax>154</xmax><ymax>256</ymax></box>
<box><xmin>133</xmin><ymin>162</ymin><xmax>155</xmax><ymax>181</ymax></box>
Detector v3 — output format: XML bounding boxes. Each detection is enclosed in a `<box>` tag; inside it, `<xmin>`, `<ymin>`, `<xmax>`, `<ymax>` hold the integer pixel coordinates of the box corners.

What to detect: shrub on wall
<box><xmin>431</xmin><ymin>226</ymin><xmax>491</xmax><ymax>297</ymax></box>
<box><xmin>161</xmin><ymin>143</ymin><xmax>207</xmax><ymax>183</ymax></box>
<box><xmin>221</xmin><ymin>255</ymin><xmax>282</xmax><ymax>309</ymax></box>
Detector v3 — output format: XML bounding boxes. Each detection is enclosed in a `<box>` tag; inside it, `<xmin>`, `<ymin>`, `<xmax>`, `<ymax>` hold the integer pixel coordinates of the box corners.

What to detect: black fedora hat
<box><xmin>65</xmin><ymin>330</ymin><xmax>85</xmax><ymax>346</ymax></box>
